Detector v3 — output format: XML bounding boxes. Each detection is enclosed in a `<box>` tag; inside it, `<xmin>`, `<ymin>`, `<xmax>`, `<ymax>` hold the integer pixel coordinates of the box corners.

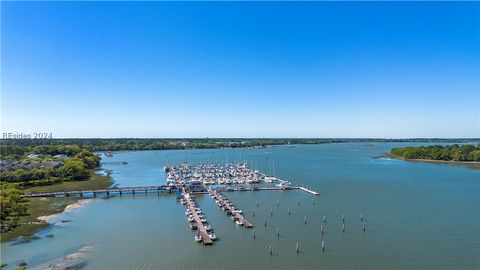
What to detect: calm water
<box><xmin>1</xmin><ymin>143</ymin><xmax>479</xmax><ymax>269</ymax></box>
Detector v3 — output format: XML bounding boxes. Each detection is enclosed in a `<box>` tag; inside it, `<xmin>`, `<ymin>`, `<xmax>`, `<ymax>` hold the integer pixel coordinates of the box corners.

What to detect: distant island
<box><xmin>390</xmin><ymin>144</ymin><xmax>480</xmax><ymax>163</ymax></box>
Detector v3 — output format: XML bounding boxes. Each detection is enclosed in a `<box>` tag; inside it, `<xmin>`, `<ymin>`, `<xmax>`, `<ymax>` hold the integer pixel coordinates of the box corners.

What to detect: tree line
<box><xmin>2</xmin><ymin>138</ymin><xmax>478</xmax><ymax>153</ymax></box>
<box><xmin>391</xmin><ymin>144</ymin><xmax>480</xmax><ymax>162</ymax></box>
<box><xmin>1</xmin><ymin>138</ymin><xmax>332</xmax><ymax>152</ymax></box>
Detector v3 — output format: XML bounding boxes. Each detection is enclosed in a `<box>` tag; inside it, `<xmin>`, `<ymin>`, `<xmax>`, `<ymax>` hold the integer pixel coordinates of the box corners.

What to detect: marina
<box><xmin>19</xmin><ymin>162</ymin><xmax>317</xmax><ymax>249</ymax></box>
<box><xmin>165</xmin><ymin>163</ymin><xmax>293</xmax><ymax>190</ymax></box>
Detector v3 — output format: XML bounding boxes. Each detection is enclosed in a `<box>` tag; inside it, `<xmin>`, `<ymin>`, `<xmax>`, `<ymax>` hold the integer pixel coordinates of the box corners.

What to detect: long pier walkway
<box><xmin>22</xmin><ymin>185</ymin><xmax>175</xmax><ymax>198</ymax></box>
<box><xmin>183</xmin><ymin>190</ymin><xmax>213</xmax><ymax>245</ymax></box>
<box><xmin>22</xmin><ymin>185</ymin><xmax>319</xmax><ymax>198</ymax></box>
<box><xmin>209</xmin><ymin>189</ymin><xmax>253</xmax><ymax>228</ymax></box>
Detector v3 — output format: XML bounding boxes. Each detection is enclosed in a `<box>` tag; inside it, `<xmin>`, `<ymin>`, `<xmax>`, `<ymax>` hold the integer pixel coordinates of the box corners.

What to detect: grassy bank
<box><xmin>1</xmin><ymin>172</ymin><xmax>112</xmax><ymax>242</ymax></box>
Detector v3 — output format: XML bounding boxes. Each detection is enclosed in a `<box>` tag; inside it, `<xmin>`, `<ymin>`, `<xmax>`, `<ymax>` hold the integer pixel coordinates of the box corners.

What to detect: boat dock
<box><xmin>297</xmin><ymin>187</ymin><xmax>320</xmax><ymax>195</ymax></box>
<box><xmin>100</xmin><ymin>161</ymin><xmax>128</xmax><ymax>165</ymax></box>
<box><xmin>182</xmin><ymin>190</ymin><xmax>213</xmax><ymax>245</ymax></box>
<box><xmin>209</xmin><ymin>189</ymin><xmax>253</xmax><ymax>228</ymax></box>
<box><xmin>214</xmin><ymin>186</ymin><xmax>319</xmax><ymax>195</ymax></box>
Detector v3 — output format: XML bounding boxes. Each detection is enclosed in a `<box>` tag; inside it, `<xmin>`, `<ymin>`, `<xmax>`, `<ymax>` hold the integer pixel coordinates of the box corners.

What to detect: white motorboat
<box><xmin>208</xmin><ymin>232</ymin><xmax>217</xmax><ymax>240</ymax></box>
<box><xmin>195</xmin><ymin>233</ymin><xmax>202</xmax><ymax>242</ymax></box>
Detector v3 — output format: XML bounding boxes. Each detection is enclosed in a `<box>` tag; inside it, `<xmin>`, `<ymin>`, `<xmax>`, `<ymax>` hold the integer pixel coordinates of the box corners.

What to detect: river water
<box><xmin>1</xmin><ymin>143</ymin><xmax>479</xmax><ymax>269</ymax></box>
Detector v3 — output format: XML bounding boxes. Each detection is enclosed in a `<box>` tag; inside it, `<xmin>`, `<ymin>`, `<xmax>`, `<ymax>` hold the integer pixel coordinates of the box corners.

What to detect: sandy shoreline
<box><xmin>37</xmin><ymin>199</ymin><xmax>93</xmax><ymax>223</ymax></box>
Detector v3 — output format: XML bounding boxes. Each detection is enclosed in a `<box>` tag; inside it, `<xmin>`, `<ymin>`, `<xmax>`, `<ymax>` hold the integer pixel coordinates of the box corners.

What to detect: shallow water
<box><xmin>1</xmin><ymin>143</ymin><xmax>479</xmax><ymax>269</ymax></box>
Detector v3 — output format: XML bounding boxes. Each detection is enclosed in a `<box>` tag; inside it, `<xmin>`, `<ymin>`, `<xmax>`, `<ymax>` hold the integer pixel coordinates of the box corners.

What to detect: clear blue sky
<box><xmin>1</xmin><ymin>1</ymin><xmax>479</xmax><ymax>138</ymax></box>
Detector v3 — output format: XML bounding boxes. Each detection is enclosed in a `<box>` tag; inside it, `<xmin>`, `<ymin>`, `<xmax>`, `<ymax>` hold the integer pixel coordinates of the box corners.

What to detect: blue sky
<box><xmin>1</xmin><ymin>1</ymin><xmax>479</xmax><ymax>138</ymax></box>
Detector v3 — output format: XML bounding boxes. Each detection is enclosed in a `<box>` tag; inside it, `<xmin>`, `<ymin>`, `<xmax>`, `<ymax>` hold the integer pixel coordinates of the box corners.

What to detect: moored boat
<box><xmin>195</xmin><ymin>232</ymin><xmax>203</xmax><ymax>242</ymax></box>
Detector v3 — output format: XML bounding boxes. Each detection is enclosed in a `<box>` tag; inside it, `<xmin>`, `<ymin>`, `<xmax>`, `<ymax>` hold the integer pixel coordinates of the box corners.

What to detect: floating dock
<box><xmin>297</xmin><ymin>187</ymin><xmax>320</xmax><ymax>195</ymax></box>
<box><xmin>209</xmin><ymin>189</ymin><xmax>253</xmax><ymax>228</ymax></box>
<box><xmin>183</xmin><ymin>190</ymin><xmax>213</xmax><ymax>245</ymax></box>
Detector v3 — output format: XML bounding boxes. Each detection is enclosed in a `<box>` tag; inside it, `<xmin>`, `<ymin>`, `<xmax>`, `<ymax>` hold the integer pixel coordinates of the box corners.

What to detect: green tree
<box><xmin>60</xmin><ymin>158</ymin><xmax>89</xmax><ymax>180</ymax></box>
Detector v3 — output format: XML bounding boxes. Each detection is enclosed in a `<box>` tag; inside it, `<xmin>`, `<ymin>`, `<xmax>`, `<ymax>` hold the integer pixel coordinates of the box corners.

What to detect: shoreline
<box><xmin>384</xmin><ymin>153</ymin><xmax>480</xmax><ymax>165</ymax></box>
<box><xmin>37</xmin><ymin>199</ymin><xmax>93</xmax><ymax>223</ymax></box>
<box><xmin>1</xmin><ymin>172</ymin><xmax>112</xmax><ymax>242</ymax></box>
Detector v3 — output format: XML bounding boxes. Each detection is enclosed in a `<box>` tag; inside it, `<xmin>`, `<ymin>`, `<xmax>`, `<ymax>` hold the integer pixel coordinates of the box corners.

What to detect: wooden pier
<box><xmin>22</xmin><ymin>185</ymin><xmax>175</xmax><ymax>198</ymax></box>
<box><xmin>209</xmin><ymin>190</ymin><xmax>253</xmax><ymax>228</ymax></box>
<box><xmin>183</xmin><ymin>190</ymin><xmax>213</xmax><ymax>245</ymax></box>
